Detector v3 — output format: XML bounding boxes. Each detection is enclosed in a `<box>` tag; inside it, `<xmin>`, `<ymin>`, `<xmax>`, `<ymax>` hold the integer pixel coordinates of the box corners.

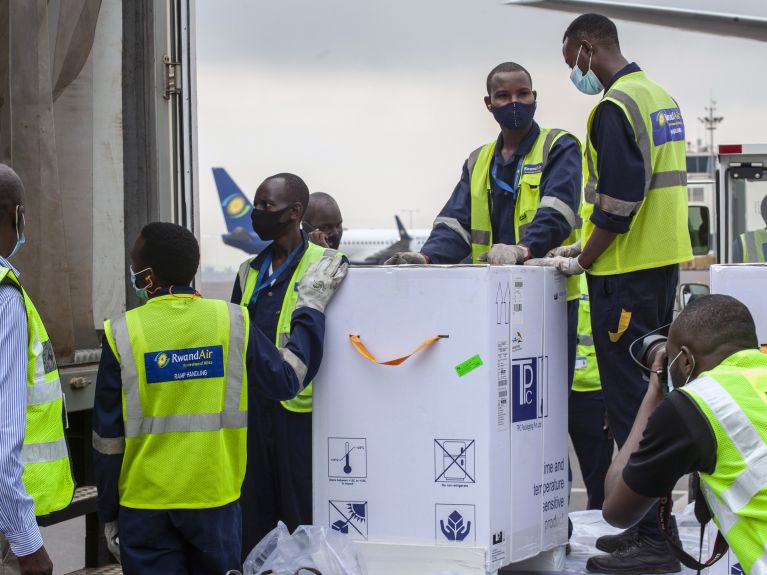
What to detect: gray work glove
<box><xmin>546</xmin><ymin>240</ymin><xmax>581</xmax><ymax>258</ymax></box>
<box><xmin>296</xmin><ymin>256</ymin><xmax>349</xmax><ymax>313</ymax></box>
<box><xmin>104</xmin><ymin>520</ymin><xmax>120</xmax><ymax>562</ymax></box>
<box><xmin>525</xmin><ymin>255</ymin><xmax>586</xmax><ymax>276</ymax></box>
<box><xmin>384</xmin><ymin>251</ymin><xmax>428</xmax><ymax>265</ymax></box>
<box><xmin>477</xmin><ymin>244</ymin><xmax>530</xmax><ymax>265</ymax></box>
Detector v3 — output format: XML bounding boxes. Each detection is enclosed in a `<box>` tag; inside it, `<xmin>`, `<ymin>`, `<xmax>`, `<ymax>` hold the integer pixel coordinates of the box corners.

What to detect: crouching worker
<box><xmin>602</xmin><ymin>294</ymin><xmax>767</xmax><ymax>575</ymax></box>
<box><xmin>92</xmin><ymin>222</ymin><xmax>348</xmax><ymax>574</ymax></box>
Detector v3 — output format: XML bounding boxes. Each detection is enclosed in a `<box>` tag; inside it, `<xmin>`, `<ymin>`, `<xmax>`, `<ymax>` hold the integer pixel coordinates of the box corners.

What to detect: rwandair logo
<box><xmin>223</xmin><ymin>194</ymin><xmax>252</xmax><ymax>219</ymax></box>
<box><xmin>155</xmin><ymin>352</ymin><xmax>170</xmax><ymax>369</ymax></box>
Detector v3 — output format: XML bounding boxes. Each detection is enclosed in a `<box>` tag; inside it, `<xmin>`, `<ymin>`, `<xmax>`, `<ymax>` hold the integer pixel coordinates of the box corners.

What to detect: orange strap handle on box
<box><xmin>349</xmin><ymin>334</ymin><xmax>448</xmax><ymax>366</ymax></box>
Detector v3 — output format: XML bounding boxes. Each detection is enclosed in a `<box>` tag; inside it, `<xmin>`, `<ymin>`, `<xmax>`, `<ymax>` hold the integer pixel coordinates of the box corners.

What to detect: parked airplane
<box><xmin>505</xmin><ymin>0</ymin><xmax>767</xmax><ymax>42</ymax></box>
<box><xmin>213</xmin><ymin>167</ymin><xmax>431</xmax><ymax>264</ymax></box>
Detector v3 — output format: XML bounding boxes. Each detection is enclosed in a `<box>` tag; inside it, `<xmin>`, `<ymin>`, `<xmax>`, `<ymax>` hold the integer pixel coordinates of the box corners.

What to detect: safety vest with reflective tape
<box><xmin>467</xmin><ymin>128</ymin><xmax>581</xmax><ymax>301</ymax></box>
<box><xmin>0</xmin><ymin>266</ymin><xmax>74</xmax><ymax>516</ymax></box>
<box><xmin>238</xmin><ymin>242</ymin><xmax>340</xmax><ymax>412</ymax></box>
<box><xmin>572</xmin><ymin>274</ymin><xmax>600</xmax><ymax>393</ymax></box>
<box><xmin>739</xmin><ymin>230</ymin><xmax>767</xmax><ymax>263</ymax></box>
<box><xmin>679</xmin><ymin>349</ymin><xmax>767</xmax><ymax>575</ymax></box>
<box><xmin>103</xmin><ymin>296</ymin><xmax>248</xmax><ymax>509</ymax></box>
<box><xmin>582</xmin><ymin>71</ymin><xmax>692</xmax><ymax>275</ymax></box>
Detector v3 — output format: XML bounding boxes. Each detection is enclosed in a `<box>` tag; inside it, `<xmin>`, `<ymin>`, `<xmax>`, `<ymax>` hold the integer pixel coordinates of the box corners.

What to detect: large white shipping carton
<box><xmin>312</xmin><ymin>266</ymin><xmax>569</xmax><ymax>574</ymax></box>
<box><xmin>711</xmin><ymin>264</ymin><xmax>767</xmax><ymax>344</ymax></box>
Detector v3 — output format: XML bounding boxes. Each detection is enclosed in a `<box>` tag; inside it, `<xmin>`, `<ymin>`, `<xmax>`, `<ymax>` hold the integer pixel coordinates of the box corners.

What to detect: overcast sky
<box><xmin>195</xmin><ymin>0</ymin><xmax>767</xmax><ymax>270</ymax></box>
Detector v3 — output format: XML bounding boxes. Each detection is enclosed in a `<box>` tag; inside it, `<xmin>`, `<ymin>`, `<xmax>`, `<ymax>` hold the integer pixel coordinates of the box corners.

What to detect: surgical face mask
<box><xmin>570</xmin><ymin>45</ymin><xmax>604</xmax><ymax>95</ymax></box>
<box><xmin>490</xmin><ymin>101</ymin><xmax>537</xmax><ymax>130</ymax></box>
<box><xmin>8</xmin><ymin>205</ymin><xmax>25</xmax><ymax>259</ymax></box>
<box><xmin>251</xmin><ymin>205</ymin><xmax>294</xmax><ymax>241</ymax></box>
<box><xmin>668</xmin><ymin>348</ymin><xmax>696</xmax><ymax>388</ymax></box>
<box><xmin>130</xmin><ymin>266</ymin><xmax>152</xmax><ymax>301</ymax></box>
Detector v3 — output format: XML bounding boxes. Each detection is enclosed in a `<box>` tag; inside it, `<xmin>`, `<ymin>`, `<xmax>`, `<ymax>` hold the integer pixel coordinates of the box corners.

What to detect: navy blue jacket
<box><xmin>421</xmin><ymin>121</ymin><xmax>582</xmax><ymax>262</ymax></box>
<box><xmin>588</xmin><ymin>63</ymin><xmax>646</xmax><ymax>234</ymax></box>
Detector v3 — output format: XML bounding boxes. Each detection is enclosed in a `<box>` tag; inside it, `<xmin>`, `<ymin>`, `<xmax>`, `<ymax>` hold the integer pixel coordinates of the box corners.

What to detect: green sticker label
<box><xmin>455</xmin><ymin>354</ymin><xmax>483</xmax><ymax>377</ymax></box>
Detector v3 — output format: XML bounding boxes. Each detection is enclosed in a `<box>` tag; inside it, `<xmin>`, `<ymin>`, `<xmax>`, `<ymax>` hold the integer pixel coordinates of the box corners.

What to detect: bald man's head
<box><xmin>303</xmin><ymin>192</ymin><xmax>343</xmax><ymax>249</ymax></box>
<box><xmin>0</xmin><ymin>164</ymin><xmax>25</xmax><ymax>259</ymax></box>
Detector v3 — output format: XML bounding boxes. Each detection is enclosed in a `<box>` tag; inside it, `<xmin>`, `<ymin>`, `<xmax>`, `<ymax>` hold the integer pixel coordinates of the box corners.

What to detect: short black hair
<box><xmin>672</xmin><ymin>294</ymin><xmax>758</xmax><ymax>352</ymax></box>
<box><xmin>139</xmin><ymin>222</ymin><xmax>200</xmax><ymax>285</ymax></box>
<box><xmin>486</xmin><ymin>62</ymin><xmax>532</xmax><ymax>95</ymax></box>
<box><xmin>563</xmin><ymin>13</ymin><xmax>620</xmax><ymax>48</ymax></box>
<box><xmin>0</xmin><ymin>164</ymin><xmax>24</xmax><ymax>224</ymax></box>
<box><xmin>263</xmin><ymin>173</ymin><xmax>310</xmax><ymax>215</ymax></box>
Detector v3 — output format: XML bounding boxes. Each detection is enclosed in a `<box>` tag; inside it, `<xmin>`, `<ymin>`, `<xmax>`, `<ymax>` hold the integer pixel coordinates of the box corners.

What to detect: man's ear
<box><xmin>484</xmin><ymin>95</ymin><xmax>492</xmax><ymax>111</ymax></box>
<box><xmin>289</xmin><ymin>203</ymin><xmax>303</xmax><ymax>222</ymax></box>
<box><xmin>532</xmin><ymin>90</ymin><xmax>538</xmax><ymax>102</ymax></box>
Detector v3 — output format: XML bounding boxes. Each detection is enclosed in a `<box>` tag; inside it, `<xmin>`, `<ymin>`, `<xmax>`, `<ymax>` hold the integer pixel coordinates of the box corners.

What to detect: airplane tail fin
<box><xmin>395</xmin><ymin>215</ymin><xmax>412</xmax><ymax>241</ymax></box>
<box><xmin>212</xmin><ymin>167</ymin><xmax>253</xmax><ymax>232</ymax></box>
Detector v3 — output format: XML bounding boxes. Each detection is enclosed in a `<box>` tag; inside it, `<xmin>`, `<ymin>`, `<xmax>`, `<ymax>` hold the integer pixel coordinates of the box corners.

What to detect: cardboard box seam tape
<box><xmin>348</xmin><ymin>334</ymin><xmax>448</xmax><ymax>366</ymax></box>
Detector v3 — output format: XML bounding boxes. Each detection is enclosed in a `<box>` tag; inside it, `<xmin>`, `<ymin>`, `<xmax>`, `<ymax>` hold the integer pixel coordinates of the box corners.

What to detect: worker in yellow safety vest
<box><xmin>526</xmin><ymin>14</ymin><xmax>693</xmax><ymax>572</ymax></box>
<box><xmin>385</xmin><ymin>61</ymin><xmax>583</xmax><ymax>398</ymax></box>
<box><xmin>93</xmin><ymin>221</ymin><xmax>346</xmax><ymax>573</ymax></box>
<box><xmin>570</xmin><ymin>275</ymin><xmax>612</xmax><ymax>511</ymax></box>
<box><xmin>603</xmin><ymin>294</ymin><xmax>767</xmax><ymax>575</ymax></box>
<box><xmin>230</xmin><ymin>173</ymin><xmax>347</xmax><ymax>558</ymax></box>
<box><xmin>0</xmin><ymin>164</ymin><xmax>74</xmax><ymax>575</ymax></box>
<box><xmin>734</xmin><ymin>196</ymin><xmax>767</xmax><ymax>263</ymax></box>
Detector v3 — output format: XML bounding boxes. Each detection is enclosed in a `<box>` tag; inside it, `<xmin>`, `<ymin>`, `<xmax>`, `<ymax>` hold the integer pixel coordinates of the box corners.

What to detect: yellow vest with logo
<box><xmin>104</xmin><ymin>296</ymin><xmax>248</xmax><ymax>509</ymax></box>
<box><xmin>739</xmin><ymin>230</ymin><xmax>767</xmax><ymax>263</ymax></box>
<box><xmin>238</xmin><ymin>242</ymin><xmax>341</xmax><ymax>412</ymax></box>
<box><xmin>572</xmin><ymin>275</ymin><xmax>601</xmax><ymax>393</ymax></box>
<box><xmin>0</xmin><ymin>266</ymin><xmax>74</xmax><ymax>516</ymax></box>
<box><xmin>679</xmin><ymin>350</ymin><xmax>767</xmax><ymax>575</ymax></box>
<box><xmin>582</xmin><ymin>71</ymin><xmax>692</xmax><ymax>275</ymax></box>
<box><xmin>468</xmin><ymin>128</ymin><xmax>582</xmax><ymax>301</ymax></box>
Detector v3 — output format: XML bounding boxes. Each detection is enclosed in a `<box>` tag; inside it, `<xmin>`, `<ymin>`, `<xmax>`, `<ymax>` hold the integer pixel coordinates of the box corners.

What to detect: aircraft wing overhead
<box><xmin>505</xmin><ymin>0</ymin><xmax>767</xmax><ymax>42</ymax></box>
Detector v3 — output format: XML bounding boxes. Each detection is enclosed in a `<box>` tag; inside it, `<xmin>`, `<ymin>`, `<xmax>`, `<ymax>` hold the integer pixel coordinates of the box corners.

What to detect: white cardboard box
<box><xmin>710</xmin><ymin>264</ymin><xmax>767</xmax><ymax>345</ymax></box>
<box><xmin>312</xmin><ymin>266</ymin><xmax>569</xmax><ymax>574</ymax></box>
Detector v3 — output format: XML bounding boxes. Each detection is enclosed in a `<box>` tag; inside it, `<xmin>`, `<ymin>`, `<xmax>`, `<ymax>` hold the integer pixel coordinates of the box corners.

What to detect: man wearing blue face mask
<box><xmin>385</xmin><ymin>61</ymin><xmax>583</xmax><ymax>397</ymax></box>
<box><xmin>526</xmin><ymin>13</ymin><xmax>692</xmax><ymax>574</ymax></box>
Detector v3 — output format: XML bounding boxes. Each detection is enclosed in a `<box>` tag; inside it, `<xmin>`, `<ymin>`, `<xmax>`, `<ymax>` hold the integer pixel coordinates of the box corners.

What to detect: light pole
<box><xmin>698</xmin><ymin>96</ymin><xmax>724</xmax><ymax>176</ymax></box>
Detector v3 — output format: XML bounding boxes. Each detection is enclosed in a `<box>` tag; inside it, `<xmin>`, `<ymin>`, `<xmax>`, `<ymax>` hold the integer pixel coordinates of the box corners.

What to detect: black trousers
<box><xmin>241</xmin><ymin>399</ymin><xmax>313</xmax><ymax>560</ymax></box>
<box><xmin>569</xmin><ymin>389</ymin><xmax>612</xmax><ymax>509</ymax></box>
<box><xmin>586</xmin><ymin>264</ymin><xmax>678</xmax><ymax>538</ymax></box>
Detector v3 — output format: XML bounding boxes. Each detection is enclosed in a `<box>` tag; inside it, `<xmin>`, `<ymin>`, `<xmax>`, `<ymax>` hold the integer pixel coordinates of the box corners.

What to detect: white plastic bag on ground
<box><xmin>243</xmin><ymin>521</ymin><xmax>368</xmax><ymax>575</ymax></box>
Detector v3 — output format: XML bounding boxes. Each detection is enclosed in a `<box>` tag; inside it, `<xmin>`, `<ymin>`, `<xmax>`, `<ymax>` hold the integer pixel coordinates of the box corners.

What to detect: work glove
<box><xmin>546</xmin><ymin>240</ymin><xmax>581</xmax><ymax>258</ymax></box>
<box><xmin>524</xmin><ymin>255</ymin><xmax>586</xmax><ymax>276</ymax></box>
<box><xmin>384</xmin><ymin>251</ymin><xmax>428</xmax><ymax>265</ymax></box>
<box><xmin>296</xmin><ymin>255</ymin><xmax>349</xmax><ymax>313</ymax></box>
<box><xmin>104</xmin><ymin>520</ymin><xmax>120</xmax><ymax>562</ymax></box>
<box><xmin>477</xmin><ymin>244</ymin><xmax>530</xmax><ymax>265</ymax></box>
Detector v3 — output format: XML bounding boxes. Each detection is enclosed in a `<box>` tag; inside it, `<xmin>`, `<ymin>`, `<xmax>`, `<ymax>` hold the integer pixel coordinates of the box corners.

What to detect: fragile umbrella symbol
<box><xmin>440</xmin><ymin>510</ymin><xmax>471</xmax><ymax>541</ymax></box>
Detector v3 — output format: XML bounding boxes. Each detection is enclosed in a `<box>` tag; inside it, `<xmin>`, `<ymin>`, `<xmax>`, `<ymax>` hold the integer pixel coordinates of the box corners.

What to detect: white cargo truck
<box><xmin>1</xmin><ymin>1</ymin><xmax>198</xmax><ymax>571</ymax></box>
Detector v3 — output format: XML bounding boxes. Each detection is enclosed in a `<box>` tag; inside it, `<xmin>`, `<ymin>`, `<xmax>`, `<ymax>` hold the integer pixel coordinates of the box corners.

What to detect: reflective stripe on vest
<box><xmin>238</xmin><ymin>243</ymin><xmax>341</xmax><ymax>412</ymax></box>
<box><xmin>740</xmin><ymin>230</ymin><xmax>767</xmax><ymax>263</ymax></box>
<box><xmin>0</xmin><ymin>266</ymin><xmax>74</xmax><ymax>516</ymax></box>
<box><xmin>582</xmin><ymin>72</ymin><xmax>692</xmax><ymax>275</ymax></box>
<box><xmin>468</xmin><ymin>128</ymin><xmax>582</xmax><ymax>301</ymax></box>
<box><xmin>680</xmin><ymin>357</ymin><xmax>767</xmax><ymax>575</ymax></box>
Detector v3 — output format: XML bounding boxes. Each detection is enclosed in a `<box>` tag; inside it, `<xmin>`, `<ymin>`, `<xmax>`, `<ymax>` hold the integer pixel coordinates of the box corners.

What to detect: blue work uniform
<box><xmin>585</xmin><ymin>63</ymin><xmax>679</xmax><ymax>541</ymax></box>
<box><xmin>421</xmin><ymin>122</ymin><xmax>582</xmax><ymax>389</ymax></box>
<box><xmin>93</xmin><ymin>285</ymin><xmax>322</xmax><ymax>572</ymax></box>
<box><xmin>230</xmin><ymin>232</ymin><xmax>328</xmax><ymax>560</ymax></box>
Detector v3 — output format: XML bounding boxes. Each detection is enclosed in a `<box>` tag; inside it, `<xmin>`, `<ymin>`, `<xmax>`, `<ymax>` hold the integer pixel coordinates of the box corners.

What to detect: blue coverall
<box><xmin>230</xmin><ymin>232</ymin><xmax>329</xmax><ymax>560</ymax></box>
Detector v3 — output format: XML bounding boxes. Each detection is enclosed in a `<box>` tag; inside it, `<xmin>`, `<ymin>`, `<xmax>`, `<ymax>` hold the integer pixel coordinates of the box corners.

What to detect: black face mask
<box><xmin>251</xmin><ymin>205</ymin><xmax>294</xmax><ymax>241</ymax></box>
<box><xmin>324</xmin><ymin>233</ymin><xmax>341</xmax><ymax>250</ymax></box>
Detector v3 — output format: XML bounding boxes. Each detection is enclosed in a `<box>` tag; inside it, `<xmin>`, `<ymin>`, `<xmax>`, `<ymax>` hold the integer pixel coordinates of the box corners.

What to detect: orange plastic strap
<box><xmin>349</xmin><ymin>334</ymin><xmax>447</xmax><ymax>366</ymax></box>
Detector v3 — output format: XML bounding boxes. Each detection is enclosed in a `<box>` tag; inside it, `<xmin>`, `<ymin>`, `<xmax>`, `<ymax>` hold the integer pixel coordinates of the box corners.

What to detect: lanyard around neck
<box><xmin>491</xmin><ymin>158</ymin><xmax>523</xmax><ymax>198</ymax></box>
<box><xmin>249</xmin><ymin>243</ymin><xmax>303</xmax><ymax>307</ymax></box>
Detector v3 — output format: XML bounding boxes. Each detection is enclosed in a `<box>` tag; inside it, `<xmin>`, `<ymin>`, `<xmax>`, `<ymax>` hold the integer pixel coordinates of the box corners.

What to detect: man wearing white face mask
<box><xmin>0</xmin><ymin>164</ymin><xmax>75</xmax><ymax>575</ymax></box>
<box><xmin>525</xmin><ymin>13</ymin><xmax>692</xmax><ymax>573</ymax></box>
<box><xmin>602</xmin><ymin>295</ymin><xmax>767</xmax><ymax>575</ymax></box>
